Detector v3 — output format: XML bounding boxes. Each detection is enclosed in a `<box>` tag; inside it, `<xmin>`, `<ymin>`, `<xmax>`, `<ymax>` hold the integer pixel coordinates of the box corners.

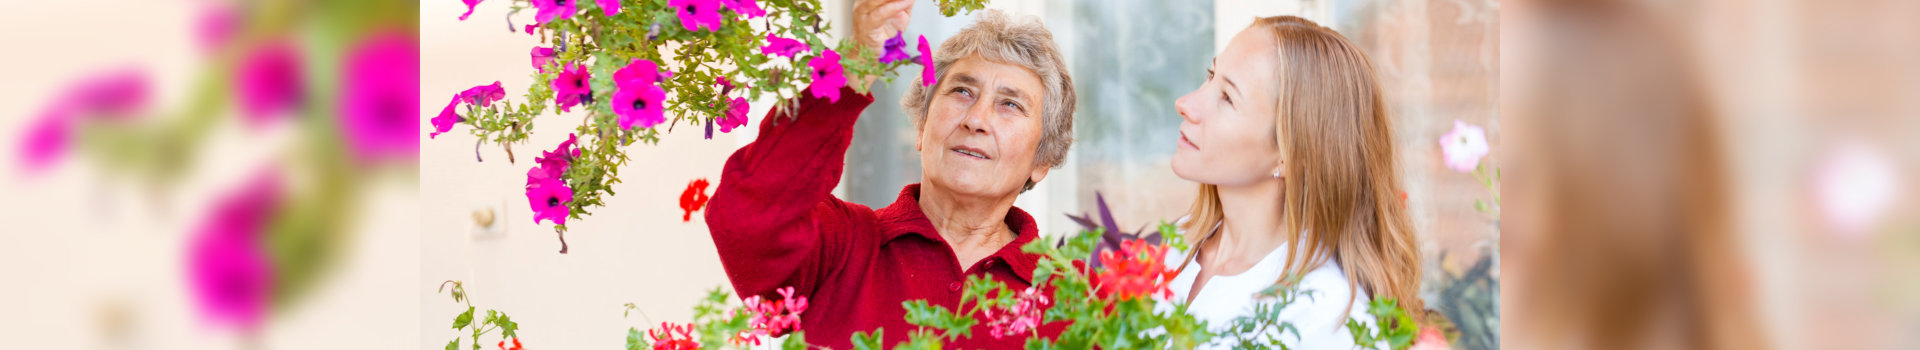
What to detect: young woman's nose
<box><xmin>1175</xmin><ymin>88</ymin><xmax>1203</xmax><ymax>124</ymax></box>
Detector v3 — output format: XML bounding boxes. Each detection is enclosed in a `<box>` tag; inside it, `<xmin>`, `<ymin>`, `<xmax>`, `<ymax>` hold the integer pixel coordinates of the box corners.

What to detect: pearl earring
<box><xmin>1272</xmin><ymin>171</ymin><xmax>1281</xmax><ymax>179</ymax></box>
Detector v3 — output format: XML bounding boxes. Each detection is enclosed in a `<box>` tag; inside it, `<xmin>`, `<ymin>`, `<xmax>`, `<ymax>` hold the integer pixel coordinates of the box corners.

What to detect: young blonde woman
<box><xmin>1162</xmin><ymin>15</ymin><xmax>1422</xmax><ymax>348</ymax></box>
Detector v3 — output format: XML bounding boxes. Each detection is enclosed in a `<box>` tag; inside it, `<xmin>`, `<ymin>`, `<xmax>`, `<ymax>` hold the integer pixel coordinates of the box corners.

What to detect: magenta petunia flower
<box><xmin>234</xmin><ymin>40</ymin><xmax>305</xmax><ymax>128</ymax></box>
<box><xmin>530</xmin><ymin>0</ymin><xmax>577</xmax><ymax>24</ymax></box>
<box><xmin>878</xmin><ymin>32</ymin><xmax>909</xmax><ymax>64</ymax></box>
<box><xmin>196</xmin><ymin>4</ymin><xmax>238</xmax><ymax>52</ymax></box>
<box><xmin>1439</xmin><ymin>119</ymin><xmax>1489</xmax><ymax>173</ymax></box>
<box><xmin>917</xmin><ymin>35</ymin><xmax>937</xmax><ymax>87</ymax></box>
<box><xmin>459</xmin><ymin>81</ymin><xmax>506</xmax><ymax>106</ymax></box>
<box><xmin>526</xmin><ymin>176</ymin><xmax>574</xmax><ymax>226</ymax></box>
<box><xmin>430</xmin><ymin>94</ymin><xmax>461</xmax><ymax>139</ymax></box>
<box><xmin>553</xmin><ymin>62</ymin><xmax>594</xmax><ymax>113</ymax></box>
<box><xmin>524</xmin><ymin>24</ymin><xmax>537</xmax><ymax>34</ymax></box>
<box><xmin>596</xmin><ymin>0</ymin><xmax>620</xmax><ymax>16</ymax></box>
<box><xmin>533</xmin><ymin>133</ymin><xmax>580</xmax><ymax>180</ymax></box>
<box><xmin>186</xmin><ymin>171</ymin><xmax>282</xmax><ymax>332</ymax></box>
<box><xmin>671</xmin><ymin>0</ymin><xmax>724</xmax><ymax>32</ymax></box>
<box><xmin>16</xmin><ymin>111</ymin><xmax>73</xmax><ymax>175</ymax></box>
<box><xmin>761</xmin><ymin>33</ymin><xmax>807</xmax><ymax>58</ymax></box>
<box><xmin>339</xmin><ymin>31</ymin><xmax>421</xmax><ymax>163</ymax></box>
<box><xmin>719</xmin><ymin>0</ymin><xmax>765</xmax><ymax>18</ymax></box>
<box><xmin>531</xmin><ymin>47</ymin><xmax>557</xmax><ymax>72</ymax></box>
<box><xmin>718</xmin><ymin>97</ymin><xmax>749</xmax><ymax>133</ymax></box>
<box><xmin>64</xmin><ymin>68</ymin><xmax>151</xmax><ymax>120</ymax></box>
<box><xmin>460</xmin><ymin>0</ymin><xmax>484</xmax><ymax>20</ymax></box>
<box><xmin>612</xmin><ymin>59</ymin><xmax>668</xmax><ymax>130</ymax></box>
<box><xmin>807</xmin><ymin>49</ymin><xmax>846</xmax><ymax>102</ymax></box>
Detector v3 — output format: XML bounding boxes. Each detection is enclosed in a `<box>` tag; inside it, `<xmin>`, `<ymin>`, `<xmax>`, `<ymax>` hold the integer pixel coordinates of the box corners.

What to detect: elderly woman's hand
<box><xmin>852</xmin><ymin>0</ymin><xmax>913</xmax><ymax>56</ymax></box>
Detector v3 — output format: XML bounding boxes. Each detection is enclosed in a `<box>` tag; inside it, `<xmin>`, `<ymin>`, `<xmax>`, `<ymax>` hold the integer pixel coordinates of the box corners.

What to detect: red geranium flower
<box><xmin>1093</xmin><ymin>239</ymin><xmax>1174</xmax><ymax>301</ymax></box>
<box><xmin>680</xmin><ymin>178</ymin><xmax>711</xmax><ymax>222</ymax></box>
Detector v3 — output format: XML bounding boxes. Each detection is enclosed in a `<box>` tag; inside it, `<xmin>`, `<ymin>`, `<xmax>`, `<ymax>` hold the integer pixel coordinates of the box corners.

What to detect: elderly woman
<box><xmin>703</xmin><ymin>1</ymin><xmax>1075</xmax><ymax>348</ymax></box>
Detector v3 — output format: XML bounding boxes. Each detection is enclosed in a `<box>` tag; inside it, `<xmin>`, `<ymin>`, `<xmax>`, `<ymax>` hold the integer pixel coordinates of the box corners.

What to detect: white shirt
<box><xmin>1158</xmin><ymin>238</ymin><xmax>1378</xmax><ymax>349</ymax></box>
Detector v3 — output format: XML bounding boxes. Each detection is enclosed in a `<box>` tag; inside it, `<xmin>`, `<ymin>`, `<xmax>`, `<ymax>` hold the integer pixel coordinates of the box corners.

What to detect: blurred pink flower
<box><xmin>917</xmin><ymin>35</ymin><xmax>936</xmax><ymax>87</ymax></box>
<box><xmin>530</xmin><ymin>0</ymin><xmax>576</xmax><ymax>24</ymax></box>
<box><xmin>718</xmin><ymin>97</ymin><xmax>749</xmax><ymax>133</ymax></box>
<box><xmin>1439</xmin><ymin>119</ymin><xmax>1489</xmax><ymax>173</ymax></box>
<box><xmin>719</xmin><ymin>0</ymin><xmax>765</xmax><ymax>19</ymax></box>
<box><xmin>339</xmin><ymin>31</ymin><xmax>420</xmax><ymax>163</ymax></box>
<box><xmin>807</xmin><ymin>49</ymin><xmax>846</xmax><ymax>102</ymax></box>
<box><xmin>985</xmin><ymin>286</ymin><xmax>1049</xmax><ymax>339</ymax></box>
<box><xmin>234</xmin><ymin>40</ymin><xmax>305</xmax><ymax>127</ymax></box>
<box><xmin>671</xmin><ymin>0</ymin><xmax>724</xmax><ymax>32</ymax></box>
<box><xmin>531</xmin><ymin>47</ymin><xmax>557</xmax><ymax>72</ymax></box>
<box><xmin>878</xmin><ymin>32</ymin><xmax>909</xmax><ymax>64</ymax></box>
<box><xmin>460</xmin><ymin>0</ymin><xmax>484</xmax><ymax>21</ymax></box>
<box><xmin>17</xmin><ymin>112</ymin><xmax>73</xmax><ymax>175</ymax></box>
<box><xmin>1814</xmin><ymin>141</ymin><xmax>1900</xmax><ymax>240</ymax></box>
<box><xmin>186</xmin><ymin>171</ymin><xmax>282</xmax><ymax>332</ymax></box>
<box><xmin>734</xmin><ymin>285</ymin><xmax>807</xmax><ymax>345</ymax></box>
<box><xmin>595</xmin><ymin>0</ymin><xmax>620</xmax><ymax>16</ymax></box>
<box><xmin>196</xmin><ymin>4</ymin><xmax>238</xmax><ymax>52</ymax></box>
<box><xmin>612</xmin><ymin>59</ymin><xmax>667</xmax><ymax>130</ymax></box>
<box><xmin>1409</xmin><ymin>328</ymin><xmax>1452</xmax><ymax>350</ymax></box>
<box><xmin>761</xmin><ymin>33</ymin><xmax>806</xmax><ymax>58</ymax></box>
<box><xmin>553</xmin><ymin>63</ymin><xmax>594</xmax><ymax>113</ymax></box>
<box><xmin>15</xmin><ymin>68</ymin><xmax>151</xmax><ymax>175</ymax></box>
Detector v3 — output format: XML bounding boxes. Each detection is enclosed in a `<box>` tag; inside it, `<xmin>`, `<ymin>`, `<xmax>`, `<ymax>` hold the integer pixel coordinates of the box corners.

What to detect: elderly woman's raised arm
<box><xmin>703</xmin><ymin>86</ymin><xmax>876</xmax><ymax>299</ymax></box>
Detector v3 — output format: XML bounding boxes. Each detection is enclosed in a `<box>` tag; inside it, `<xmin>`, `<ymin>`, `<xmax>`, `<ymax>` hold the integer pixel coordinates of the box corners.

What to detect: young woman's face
<box><xmin>917</xmin><ymin>55</ymin><xmax>1050</xmax><ymax>198</ymax></box>
<box><xmin>1172</xmin><ymin>27</ymin><xmax>1285</xmax><ymax>187</ymax></box>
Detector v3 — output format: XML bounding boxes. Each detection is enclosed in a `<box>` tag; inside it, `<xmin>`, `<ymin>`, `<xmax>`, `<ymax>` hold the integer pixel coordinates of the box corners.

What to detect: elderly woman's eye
<box><xmin>1001</xmin><ymin>100</ymin><xmax>1025</xmax><ymax>113</ymax></box>
<box><xmin>949</xmin><ymin>87</ymin><xmax>972</xmax><ymax>97</ymax></box>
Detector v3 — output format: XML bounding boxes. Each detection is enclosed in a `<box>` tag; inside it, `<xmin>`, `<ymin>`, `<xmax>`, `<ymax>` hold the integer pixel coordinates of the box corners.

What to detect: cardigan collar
<box><xmin>875</xmin><ymin>184</ymin><xmax>1041</xmax><ymax>284</ymax></box>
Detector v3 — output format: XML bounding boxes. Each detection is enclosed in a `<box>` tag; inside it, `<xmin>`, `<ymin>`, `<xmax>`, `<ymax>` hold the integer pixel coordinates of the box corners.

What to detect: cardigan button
<box><xmin>949</xmin><ymin>282</ymin><xmax>962</xmax><ymax>292</ymax></box>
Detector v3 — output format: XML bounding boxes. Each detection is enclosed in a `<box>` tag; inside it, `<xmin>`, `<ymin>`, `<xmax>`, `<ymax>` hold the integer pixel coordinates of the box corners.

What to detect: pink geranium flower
<box><xmin>985</xmin><ymin>286</ymin><xmax>1050</xmax><ymax>339</ymax></box>
<box><xmin>552</xmin><ymin>63</ymin><xmax>594</xmax><ymax>113</ymax></box>
<box><xmin>807</xmin><ymin>50</ymin><xmax>846</xmax><ymax>102</ymax></box>
<box><xmin>234</xmin><ymin>40</ymin><xmax>305</xmax><ymax>128</ymax></box>
<box><xmin>530</xmin><ymin>0</ymin><xmax>576</xmax><ymax>24</ymax></box>
<box><xmin>1439</xmin><ymin>119</ymin><xmax>1490</xmax><ymax>173</ymax></box>
<box><xmin>338</xmin><ymin>31</ymin><xmax>420</xmax><ymax>163</ymax></box>
<box><xmin>761</xmin><ymin>33</ymin><xmax>807</xmax><ymax>58</ymax></box>
<box><xmin>671</xmin><ymin>0</ymin><xmax>723</xmax><ymax>32</ymax></box>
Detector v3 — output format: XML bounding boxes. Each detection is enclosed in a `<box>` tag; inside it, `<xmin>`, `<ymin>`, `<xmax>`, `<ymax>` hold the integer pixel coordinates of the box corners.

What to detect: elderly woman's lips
<box><xmin>951</xmin><ymin>146</ymin><xmax>991</xmax><ymax>160</ymax></box>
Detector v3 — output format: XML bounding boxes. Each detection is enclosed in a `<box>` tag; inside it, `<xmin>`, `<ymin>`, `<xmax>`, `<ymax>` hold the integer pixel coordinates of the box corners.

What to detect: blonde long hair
<box><xmin>1176</xmin><ymin>16</ymin><xmax>1423</xmax><ymax>315</ymax></box>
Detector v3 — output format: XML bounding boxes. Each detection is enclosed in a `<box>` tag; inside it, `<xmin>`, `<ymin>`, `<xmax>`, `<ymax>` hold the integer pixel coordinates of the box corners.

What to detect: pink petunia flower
<box><xmin>596</xmin><ymin>0</ymin><xmax>620</xmax><ymax>16</ymax></box>
<box><xmin>460</xmin><ymin>0</ymin><xmax>484</xmax><ymax>21</ymax></box>
<box><xmin>917</xmin><ymin>35</ymin><xmax>937</xmax><ymax>87</ymax></box>
<box><xmin>612</xmin><ymin>59</ymin><xmax>668</xmax><ymax>130</ymax></box>
<box><xmin>186</xmin><ymin>170</ymin><xmax>282</xmax><ymax>332</ymax></box>
<box><xmin>719</xmin><ymin>0</ymin><xmax>765</xmax><ymax>19</ymax></box>
<box><xmin>430</xmin><ymin>94</ymin><xmax>462</xmax><ymax>139</ymax></box>
<box><xmin>14</xmin><ymin>68</ymin><xmax>151</xmax><ymax>175</ymax></box>
<box><xmin>807</xmin><ymin>49</ymin><xmax>846</xmax><ymax>102</ymax></box>
<box><xmin>338</xmin><ymin>31</ymin><xmax>421</xmax><ymax>163</ymax></box>
<box><xmin>671</xmin><ymin>0</ymin><xmax>723</xmax><ymax>32</ymax></box>
<box><xmin>196</xmin><ymin>4</ymin><xmax>238</xmax><ymax>52</ymax></box>
<box><xmin>530</xmin><ymin>0</ymin><xmax>576</xmax><ymax>24</ymax></box>
<box><xmin>1439</xmin><ymin>119</ymin><xmax>1490</xmax><ymax>173</ymax></box>
<box><xmin>717</xmin><ymin>97</ymin><xmax>749</xmax><ymax>133</ymax></box>
<box><xmin>234</xmin><ymin>40</ymin><xmax>305</xmax><ymax>128</ymax></box>
<box><xmin>533</xmin><ymin>133</ymin><xmax>579</xmax><ymax>181</ymax></box>
<box><xmin>878</xmin><ymin>32</ymin><xmax>909</xmax><ymax>64</ymax></box>
<box><xmin>526</xmin><ymin>176</ymin><xmax>573</xmax><ymax>226</ymax></box>
<box><xmin>761</xmin><ymin>33</ymin><xmax>807</xmax><ymax>58</ymax></box>
<box><xmin>530</xmin><ymin>47</ymin><xmax>557</xmax><ymax>72</ymax></box>
<box><xmin>458</xmin><ymin>81</ymin><xmax>506</xmax><ymax>106</ymax></box>
<box><xmin>552</xmin><ymin>62</ymin><xmax>594</xmax><ymax>113</ymax></box>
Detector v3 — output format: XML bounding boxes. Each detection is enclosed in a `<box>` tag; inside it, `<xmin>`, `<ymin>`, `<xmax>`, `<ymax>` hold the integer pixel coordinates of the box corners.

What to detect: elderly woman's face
<box><xmin>1172</xmin><ymin>27</ymin><xmax>1284</xmax><ymax>187</ymax></box>
<box><xmin>918</xmin><ymin>55</ymin><xmax>1050</xmax><ymax>198</ymax></box>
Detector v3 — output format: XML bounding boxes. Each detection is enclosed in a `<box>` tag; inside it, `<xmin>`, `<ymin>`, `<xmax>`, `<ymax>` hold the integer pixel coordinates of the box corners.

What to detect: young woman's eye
<box><xmin>1221</xmin><ymin>91</ymin><xmax>1233</xmax><ymax>106</ymax></box>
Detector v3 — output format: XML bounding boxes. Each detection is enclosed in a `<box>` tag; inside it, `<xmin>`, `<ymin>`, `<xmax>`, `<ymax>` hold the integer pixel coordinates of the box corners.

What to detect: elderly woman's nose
<box><xmin>960</xmin><ymin>102</ymin><xmax>991</xmax><ymax>134</ymax></box>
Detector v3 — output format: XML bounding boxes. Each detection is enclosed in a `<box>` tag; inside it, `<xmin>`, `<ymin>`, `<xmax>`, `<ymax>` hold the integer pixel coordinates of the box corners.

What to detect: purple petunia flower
<box><xmin>808</xmin><ymin>49</ymin><xmax>846</xmax><ymax>102</ymax></box>
<box><xmin>186</xmin><ymin>170</ymin><xmax>281</xmax><ymax>332</ymax></box>
<box><xmin>339</xmin><ymin>31</ymin><xmax>421</xmax><ymax>163</ymax></box>
<box><xmin>460</xmin><ymin>0</ymin><xmax>484</xmax><ymax>20</ymax></box>
<box><xmin>611</xmin><ymin>59</ymin><xmax>668</xmax><ymax>130</ymax></box>
<box><xmin>531</xmin><ymin>47</ymin><xmax>557</xmax><ymax>72</ymax></box>
<box><xmin>917</xmin><ymin>35</ymin><xmax>937</xmax><ymax>87</ymax></box>
<box><xmin>526</xmin><ymin>176</ymin><xmax>574</xmax><ymax>226</ymax></box>
<box><xmin>530</xmin><ymin>0</ymin><xmax>577</xmax><ymax>24</ymax></box>
<box><xmin>762</xmin><ymin>33</ymin><xmax>807</xmax><ymax>58</ymax></box>
<box><xmin>430</xmin><ymin>94</ymin><xmax>461</xmax><ymax>139</ymax></box>
<box><xmin>671</xmin><ymin>0</ymin><xmax>724</xmax><ymax>32</ymax></box>
<box><xmin>718</xmin><ymin>97</ymin><xmax>749</xmax><ymax>133</ymax></box>
<box><xmin>234</xmin><ymin>40</ymin><xmax>305</xmax><ymax>128</ymax></box>
<box><xmin>553</xmin><ymin>63</ymin><xmax>594</xmax><ymax>113</ymax></box>
<box><xmin>596</xmin><ymin>0</ymin><xmax>620</xmax><ymax>16</ymax></box>
<box><xmin>719</xmin><ymin>0</ymin><xmax>765</xmax><ymax>18</ymax></box>
<box><xmin>879</xmin><ymin>32</ymin><xmax>909</xmax><ymax>64</ymax></box>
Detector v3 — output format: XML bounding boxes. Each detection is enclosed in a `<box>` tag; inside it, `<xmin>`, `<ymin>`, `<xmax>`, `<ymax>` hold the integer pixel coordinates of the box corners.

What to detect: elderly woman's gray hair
<box><xmin>901</xmin><ymin>10</ymin><xmax>1076</xmax><ymax>169</ymax></box>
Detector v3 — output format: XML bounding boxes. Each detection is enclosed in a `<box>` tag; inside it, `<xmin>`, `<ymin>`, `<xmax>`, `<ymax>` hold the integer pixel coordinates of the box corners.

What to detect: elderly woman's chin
<box><xmin>925</xmin><ymin>162</ymin><xmax>1024</xmax><ymax>198</ymax></box>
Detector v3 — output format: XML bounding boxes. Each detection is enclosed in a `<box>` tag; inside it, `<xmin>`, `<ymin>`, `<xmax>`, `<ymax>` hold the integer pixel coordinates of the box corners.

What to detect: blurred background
<box><xmin>0</xmin><ymin>0</ymin><xmax>420</xmax><ymax>349</ymax></box>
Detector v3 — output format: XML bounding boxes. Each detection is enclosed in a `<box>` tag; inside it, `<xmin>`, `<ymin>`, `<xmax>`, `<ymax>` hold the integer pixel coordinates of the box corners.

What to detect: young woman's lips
<box><xmin>1179</xmin><ymin>131</ymin><xmax>1199</xmax><ymax>150</ymax></box>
